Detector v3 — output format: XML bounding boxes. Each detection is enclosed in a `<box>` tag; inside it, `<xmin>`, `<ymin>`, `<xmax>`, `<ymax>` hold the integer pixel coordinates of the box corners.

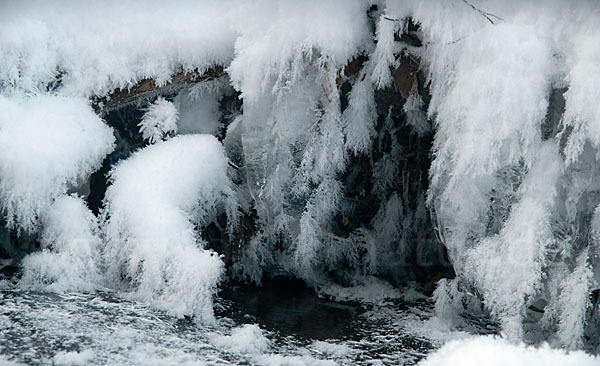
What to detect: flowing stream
<box><xmin>0</xmin><ymin>276</ymin><xmax>472</xmax><ymax>365</ymax></box>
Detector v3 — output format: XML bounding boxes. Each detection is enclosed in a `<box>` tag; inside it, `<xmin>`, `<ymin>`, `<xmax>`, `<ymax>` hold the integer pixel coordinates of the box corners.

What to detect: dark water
<box><xmin>0</xmin><ymin>278</ymin><xmax>449</xmax><ymax>365</ymax></box>
<box><xmin>217</xmin><ymin>277</ymin><xmax>359</xmax><ymax>340</ymax></box>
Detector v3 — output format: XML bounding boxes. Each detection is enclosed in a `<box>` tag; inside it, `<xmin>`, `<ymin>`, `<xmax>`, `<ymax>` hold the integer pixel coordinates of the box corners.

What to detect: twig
<box><xmin>462</xmin><ymin>0</ymin><xmax>505</xmax><ymax>24</ymax></box>
<box><xmin>321</xmin><ymin>83</ymin><xmax>332</xmax><ymax>103</ymax></box>
<box><xmin>407</xmin><ymin>53</ymin><xmax>421</xmax><ymax>68</ymax></box>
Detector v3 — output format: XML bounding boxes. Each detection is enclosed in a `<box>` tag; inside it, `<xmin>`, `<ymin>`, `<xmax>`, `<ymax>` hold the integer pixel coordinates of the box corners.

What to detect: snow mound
<box><xmin>418</xmin><ymin>336</ymin><xmax>599</xmax><ymax>366</ymax></box>
<box><xmin>102</xmin><ymin>135</ymin><xmax>237</xmax><ymax>321</ymax></box>
<box><xmin>210</xmin><ymin>324</ymin><xmax>271</xmax><ymax>355</ymax></box>
<box><xmin>0</xmin><ymin>95</ymin><xmax>114</xmax><ymax>233</ymax></box>
<box><xmin>20</xmin><ymin>196</ymin><xmax>103</xmax><ymax>292</ymax></box>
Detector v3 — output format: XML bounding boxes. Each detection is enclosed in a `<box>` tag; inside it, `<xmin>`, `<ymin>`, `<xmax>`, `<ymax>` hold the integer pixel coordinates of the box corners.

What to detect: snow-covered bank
<box><xmin>418</xmin><ymin>336</ymin><xmax>599</xmax><ymax>366</ymax></box>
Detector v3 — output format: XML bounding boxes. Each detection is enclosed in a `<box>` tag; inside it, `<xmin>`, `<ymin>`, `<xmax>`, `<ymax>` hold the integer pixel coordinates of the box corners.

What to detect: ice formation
<box><xmin>138</xmin><ymin>97</ymin><xmax>179</xmax><ymax>144</ymax></box>
<box><xmin>102</xmin><ymin>135</ymin><xmax>236</xmax><ymax>319</ymax></box>
<box><xmin>0</xmin><ymin>0</ymin><xmax>598</xmax><ymax>357</ymax></box>
<box><xmin>20</xmin><ymin>195</ymin><xmax>103</xmax><ymax>292</ymax></box>
<box><xmin>175</xmin><ymin>82</ymin><xmax>225</xmax><ymax>136</ymax></box>
<box><xmin>411</xmin><ymin>1</ymin><xmax>600</xmax><ymax>348</ymax></box>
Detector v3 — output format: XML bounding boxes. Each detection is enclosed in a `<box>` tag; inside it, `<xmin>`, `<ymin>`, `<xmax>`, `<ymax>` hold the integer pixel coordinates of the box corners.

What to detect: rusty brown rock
<box><xmin>392</xmin><ymin>59</ymin><xmax>419</xmax><ymax>99</ymax></box>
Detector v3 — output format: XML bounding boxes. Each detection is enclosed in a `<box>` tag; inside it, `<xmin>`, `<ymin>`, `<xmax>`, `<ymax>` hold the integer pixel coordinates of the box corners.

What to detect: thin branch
<box><xmin>321</xmin><ymin>82</ymin><xmax>332</xmax><ymax>103</ymax></box>
<box><xmin>463</xmin><ymin>0</ymin><xmax>505</xmax><ymax>24</ymax></box>
<box><xmin>423</xmin><ymin>36</ymin><xmax>466</xmax><ymax>47</ymax></box>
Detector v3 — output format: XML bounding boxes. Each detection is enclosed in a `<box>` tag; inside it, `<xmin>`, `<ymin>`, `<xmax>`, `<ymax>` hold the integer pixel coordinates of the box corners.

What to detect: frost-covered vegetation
<box><xmin>0</xmin><ymin>0</ymin><xmax>599</xmax><ymax>358</ymax></box>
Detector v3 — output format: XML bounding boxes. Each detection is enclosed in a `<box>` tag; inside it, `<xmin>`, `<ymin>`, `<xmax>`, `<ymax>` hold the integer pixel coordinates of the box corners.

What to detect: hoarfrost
<box><xmin>139</xmin><ymin>97</ymin><xmax>178</xmax><ymax>144</ymax></box>
<box><xmin>0</xmin><ymin>95</ymin><xmax>114</xmax><ymax>233</ymax></box>
<box><xmin>20</xmin><ymin>196</ymin><xmax>103</xmax><ymax>293</ymax></box>
<box><xmin>102</xmin><ymin>135</ymin><xmax>237</xmax><ymax>320</ymax></box>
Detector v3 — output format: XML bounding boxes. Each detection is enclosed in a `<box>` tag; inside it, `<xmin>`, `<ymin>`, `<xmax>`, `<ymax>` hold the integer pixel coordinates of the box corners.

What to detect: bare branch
<box><xmin>93</xmin><ymin>66</ymin><xmax>224</xmax><ymax>112</ymax></box>
<box><xmin>462</xmin><ymin>0</ymin><xmax>505</xmax><ymax>24</ymax></box>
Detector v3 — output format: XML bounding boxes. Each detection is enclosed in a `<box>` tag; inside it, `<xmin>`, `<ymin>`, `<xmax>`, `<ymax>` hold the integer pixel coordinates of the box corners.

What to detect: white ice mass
<box><xmin>102</xmin><ymin>135</ymin><xmax>236</xmax><ymax>320</ymax></box>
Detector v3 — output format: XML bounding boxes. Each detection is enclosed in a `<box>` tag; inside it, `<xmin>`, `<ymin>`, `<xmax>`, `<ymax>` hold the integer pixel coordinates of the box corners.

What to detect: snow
<box><xmin>0</xmin><ymin>0</ymin><xmax>236</xmax><ymax>97</ymax></box>
<box><xmin>553</xmin><ymin>250</ymin><xmax>594</xmax><ymax>350</ymax></box>
<box><xmin>464</xmin><ymin>142</ymin><xmax>563</xmax><ymax>339</ymax></box>
<box><xmin>562</xmin><ymin>19</ymin><xmax>600</xmax><ymax>165</ymax></box>
<box><xmin>0</xmin><ymin>355</ymin><xmax>23</xmax><ymax>366</ymax></box>
<box><xmin>417</xmin><ymin>336</ymin><xmax>599</xmax><ymax>366</ymax></box>
<box><xmin>208</xmin><ymin>324</ymin><xmax>343</xmax><ymax>365</ymax></box>
<box><xmin>20</xmin><ymin>196</ymin><xmax>103</xmax><ymax>293</ymax></box>
<box><xmin>0</xmin><ymin>0</ymin><xmax>374</xmax><ymax>324</ymax></box>
<box><xmin>227</xmin><ymin>0</ymin><xmax>369</xmax><ymax>103</ymax></box>
<box><xmin>102</xmin><ymin>135</ymin><xmax>237</xmax><ymax>320</ymax></box>
<box><xmin>209</xmin><ymin>324</ymin><xmax>271</xmax><ymax>355</ymax></box>
<box><xmin>343</xmin><ymin>75</ymin><xmax>377</xmax><ymax>155</ymax></box>
<box><xmin>428</xmin><ymin>22</ymin><xmax>552</xmax><ymax>181</ymax></box>
<box><xmin>0</xmin><ymin>94</ymin><xmax>114</xmax><ymax>233</ymax></box>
